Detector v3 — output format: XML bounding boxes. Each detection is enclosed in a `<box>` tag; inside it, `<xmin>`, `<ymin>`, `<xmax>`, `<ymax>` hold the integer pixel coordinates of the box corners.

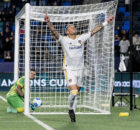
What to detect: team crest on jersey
<box><xmin>78</xmin><ymin>40</ymin><xmax>82</xmax><ymax>44</ymax></box>
<box><xmin>69</xmin><ymin>79</ymin><xmax>72</xmax><ymax>83</ymax></box>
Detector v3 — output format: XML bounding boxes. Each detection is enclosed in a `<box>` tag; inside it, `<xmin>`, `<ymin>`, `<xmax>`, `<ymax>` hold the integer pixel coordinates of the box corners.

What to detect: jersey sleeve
<box><xmin>17</xmin><ymin>77</ymin><xmax>25</xmax><ymax>88</ymax></box>
<box><xmin>58</xmin><ymin>35</ymin><xmax>64</xmax><ymax>44</ymax></box>
<box><xmin>80</xmin><ymin>32</ymin><xmax>91</xmax><ymax>43</ymax></box>
<box><xmin>119</xmin><ymin>41</ymin><xmax>122</xmax><ymax>46</ymax></box>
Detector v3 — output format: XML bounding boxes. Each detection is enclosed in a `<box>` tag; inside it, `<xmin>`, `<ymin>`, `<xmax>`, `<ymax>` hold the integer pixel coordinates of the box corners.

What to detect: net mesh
<box><xmin>17</xmin><ymin>1</ymin><xmax>117</xmax><ymax>114</ymax></box>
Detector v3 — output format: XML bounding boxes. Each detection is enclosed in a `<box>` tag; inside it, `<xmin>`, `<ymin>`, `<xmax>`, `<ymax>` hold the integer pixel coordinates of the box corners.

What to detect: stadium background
<box><xmin>0</xmin><ymin>0</ymin><xmax>140</xmax><ymax>130</ymax></box>
<box><xmin>0</xmin><ymin>0</ymin><xmax>140</xmax><ymax>99</ymax></box>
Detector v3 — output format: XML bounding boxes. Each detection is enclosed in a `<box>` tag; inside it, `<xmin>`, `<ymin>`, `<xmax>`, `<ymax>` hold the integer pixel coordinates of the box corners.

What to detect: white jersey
<box><xmin>58</xmin><ymin>32</ymin><xmax>91</xmax><ymax>70</ymax></box>
<box><xmin>119</xmin><ymin>40</ymin><xmax>130</xmax><ymax>53</ymax></box>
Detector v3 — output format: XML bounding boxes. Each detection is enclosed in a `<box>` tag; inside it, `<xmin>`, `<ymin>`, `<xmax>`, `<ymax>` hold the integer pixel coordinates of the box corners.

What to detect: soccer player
<box><xmin>6</xmin><ymin>69</ymin><xmax>36</xmax><ymax>113</ymax></box>
<box><xmin>44</xmin><ymin>14</ymin><xmax>114</xmax><ymax>122</ymax></box>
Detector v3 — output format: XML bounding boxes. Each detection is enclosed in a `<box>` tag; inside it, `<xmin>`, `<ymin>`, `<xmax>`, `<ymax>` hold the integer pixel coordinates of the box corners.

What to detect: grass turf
<box><xmin>1</xmin><ymin>91</ymin><xmax>140</xmax><ymax>130</ymax></box>
<box><xmin>0</xmin><ymin>92</ymin><xmax>45</xmax><ymax>130</ymax></box>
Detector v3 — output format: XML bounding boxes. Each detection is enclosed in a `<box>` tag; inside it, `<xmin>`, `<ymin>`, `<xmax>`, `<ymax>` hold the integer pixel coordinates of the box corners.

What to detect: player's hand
<box><xmin>30</xmin><ymin>103</ymin><xmax>36</xmax><ymax>111</ymax></box>
<box><xmin>44</xmin><ymin>13</ymin><xmax>50</xmax><ymax>23</ymax></box>
<box><xmin>107</xmin><ymin>14</ymin><xmax>114</xmax><ymax>24</ymax></box>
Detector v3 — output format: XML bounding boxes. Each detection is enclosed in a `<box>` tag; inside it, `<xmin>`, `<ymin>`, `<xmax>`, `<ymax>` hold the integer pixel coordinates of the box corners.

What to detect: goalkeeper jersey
<box><xmin>7</xmin><ymin>76</ymin><xmax>25</xmax><ymax>96</ymax></box>
<box><xmin>58</xmin><ymin>32</ymin><xmax>91</xmax><ymax>70</ymax></box>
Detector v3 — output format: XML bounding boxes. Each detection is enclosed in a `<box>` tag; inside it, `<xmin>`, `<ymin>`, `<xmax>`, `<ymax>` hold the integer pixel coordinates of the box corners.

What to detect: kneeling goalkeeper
<box><xmin>6</xmin><ymin>69</ymin><xmax>36</xmax><ymax>113</ymax></box>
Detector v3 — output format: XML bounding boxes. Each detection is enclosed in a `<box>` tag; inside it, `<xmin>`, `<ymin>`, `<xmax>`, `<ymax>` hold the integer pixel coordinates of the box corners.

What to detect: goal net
<box><xmin>14</xmin><ymin>1</ymin><xmax>117</xmax><ymax>114</ymax></box>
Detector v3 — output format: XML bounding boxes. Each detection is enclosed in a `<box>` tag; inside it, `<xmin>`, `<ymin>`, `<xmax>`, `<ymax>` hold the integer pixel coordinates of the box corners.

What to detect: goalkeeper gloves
<box><xmin>30</xmin><ymin>103</ymin><xmax>36</xmax><ymax>111</ymax></box>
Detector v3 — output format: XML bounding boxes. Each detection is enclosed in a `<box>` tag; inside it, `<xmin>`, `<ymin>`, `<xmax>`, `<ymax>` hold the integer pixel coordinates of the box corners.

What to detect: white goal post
<box><xmin>14</xmin><ymin>1</ymin><xmax>117</xmax><ymax>115</ymax></box>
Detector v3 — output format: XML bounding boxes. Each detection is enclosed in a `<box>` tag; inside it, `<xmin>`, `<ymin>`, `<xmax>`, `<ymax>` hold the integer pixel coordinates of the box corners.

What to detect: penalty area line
<box><xmin>0</xmin><ymin>95</ymin><xmax>54</xmax><ymax>130</ymax></box>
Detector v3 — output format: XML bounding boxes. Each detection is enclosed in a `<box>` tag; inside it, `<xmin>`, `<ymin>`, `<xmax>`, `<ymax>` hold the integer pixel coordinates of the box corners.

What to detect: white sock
<box><xmin>73</xmin><ymin>95</ymin><xmax>79</xmax><ymax>112</ymax></box>
<box><xmin>68</xmin><ymin>94</ymin><xmax>75</xmax><ymax>110</ymax></box>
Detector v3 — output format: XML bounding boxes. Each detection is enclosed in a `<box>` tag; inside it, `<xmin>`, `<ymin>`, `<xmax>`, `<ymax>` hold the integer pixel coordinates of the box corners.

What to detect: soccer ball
<box><xmin>33</xmin><ymin>98</ymin><xmax>42</xmax><ymax>107</ymax></box>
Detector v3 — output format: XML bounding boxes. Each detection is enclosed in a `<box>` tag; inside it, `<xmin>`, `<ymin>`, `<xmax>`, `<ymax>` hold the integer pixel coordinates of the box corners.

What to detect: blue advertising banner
<box><xmin>114</xmin><ymin>73</ymin><xmax>140</xmax><ymax>94</ymax></box>
<box><xmin>0</xmin><ymin>73</ymin><xmax>67</xmax><ymax>91</ymax></box>
<box><xmin>0</xmin><ymin>73</ymin><xmax>14</xmax><ymax>91</ymax></box>
<box><xmin>0</xmin><ymin>73</ymin><xmax>140</xmax><ymax>94</ymax></box>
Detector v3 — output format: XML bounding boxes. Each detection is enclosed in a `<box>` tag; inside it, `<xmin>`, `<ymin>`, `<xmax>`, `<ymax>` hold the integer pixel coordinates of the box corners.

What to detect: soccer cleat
<box><xmin>7</xmin><ymin>107</ymin><xmax>17</xmax><ymax>113</ymax></box>
<box><xmin>7</xmin><ymin>107</ymin><xmax>12</xmax><ymax>113</ymax></box>
<box><xmin>68</xmin><ymin>109</ymin><xmax>76</xmax><ymax>122</ymax></box>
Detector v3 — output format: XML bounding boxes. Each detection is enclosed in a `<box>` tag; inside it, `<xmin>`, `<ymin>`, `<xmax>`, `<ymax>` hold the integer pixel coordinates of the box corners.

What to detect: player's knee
<box><xmin>70</xmin><ymin>90</ymin><xmax>78</xmax><ymax>95</ymax></box>
<box><xmin>17</xmin><ymin>107</ymin><xmax>24</xmax><ymax>112</ymax></box>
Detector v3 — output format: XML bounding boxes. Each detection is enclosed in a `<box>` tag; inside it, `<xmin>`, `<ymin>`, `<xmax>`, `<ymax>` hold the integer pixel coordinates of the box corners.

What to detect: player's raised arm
<box><xmin>44</xmin><ymin>14</ymin><xmax>59</xmax><ymax>40</ymax></box>
<box><xmin>91</xmin><ymin>14</ymin><xmax>114</xmax><ymax>36</ymax></box>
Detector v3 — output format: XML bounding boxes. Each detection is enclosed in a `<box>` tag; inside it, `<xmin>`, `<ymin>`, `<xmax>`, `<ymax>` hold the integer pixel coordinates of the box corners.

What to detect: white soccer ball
<box><xmin>33</xmin><ymin>98</ymin><xmax>42</xmax><ymax>107</ymax></box>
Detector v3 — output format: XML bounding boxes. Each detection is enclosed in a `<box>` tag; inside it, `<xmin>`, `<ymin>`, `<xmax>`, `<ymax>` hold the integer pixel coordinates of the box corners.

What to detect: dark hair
<box><xmin>30</xmin><ymin>68</ymin><xmax>35</xmax><ymax>72</ymax></box>
<box><xmin>133</xmin><ymin>32</ymin><xmax>139</xmax><ymax>36</ymax></box>
<box><xmin>65</xmin><ymin>24</ymin><xmax>75</xmax><ymax>33</ymax></box>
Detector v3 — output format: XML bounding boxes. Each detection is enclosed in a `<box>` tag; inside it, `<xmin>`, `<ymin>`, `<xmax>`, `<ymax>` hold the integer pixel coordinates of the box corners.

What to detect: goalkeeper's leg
<box><xmin>7</xmin><ymin>94</ymin><xmax>35</xmax><ymax>113</ymax></box>
<box><xmin>7</xmin><ymin>94</ymin><xmax>24</xmax><ymax>113</ymax></box>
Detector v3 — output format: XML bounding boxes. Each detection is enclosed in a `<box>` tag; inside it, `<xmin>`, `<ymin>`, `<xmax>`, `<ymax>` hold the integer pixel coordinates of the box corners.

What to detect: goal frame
<box><xmin>15</xmin><ymin>3</ymin><xmax>31</xmax><ymax>115</ymax></box>
<box><xmin>14</xmin><ymin>2</ymin><xmax>117</xmax><ymax>115</ymax></box>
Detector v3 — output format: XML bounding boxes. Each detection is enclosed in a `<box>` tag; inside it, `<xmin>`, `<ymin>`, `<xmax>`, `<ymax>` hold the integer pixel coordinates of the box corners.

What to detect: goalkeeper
<box><xmin>6</xmin><ymin>69</ymin><xmax>36</xmax><ymax>113</ymax></box>
<box><xmin>44</xmin><ymin>14</ymin><xmax>114</xmax><ymax>122</ymax></box>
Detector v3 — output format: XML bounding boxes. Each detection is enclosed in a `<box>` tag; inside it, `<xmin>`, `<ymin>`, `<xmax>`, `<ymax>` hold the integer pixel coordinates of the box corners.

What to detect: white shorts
<box><xmin>64</xmin><ymin>69</ymin><xmax>84</xmax><ymax>87</ymax></box>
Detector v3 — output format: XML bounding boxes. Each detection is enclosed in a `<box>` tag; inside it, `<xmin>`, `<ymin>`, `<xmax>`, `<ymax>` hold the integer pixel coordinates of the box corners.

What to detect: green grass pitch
<box><xmin>1</xmin><ymin>91</ymin><xmax>140</xmax><ymax>130</ymax></box>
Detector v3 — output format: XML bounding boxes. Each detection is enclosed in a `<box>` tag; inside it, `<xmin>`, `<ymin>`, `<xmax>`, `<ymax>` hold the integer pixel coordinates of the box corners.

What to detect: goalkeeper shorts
<box><xmin>64</xmin><ymin>69</ymin><xmax>84</xmax><ymax>87</ymax></box>
<box><xmin>7</xmin><ymin>94</ymin><xmax>24</xmax><ymax>109</ymax></box>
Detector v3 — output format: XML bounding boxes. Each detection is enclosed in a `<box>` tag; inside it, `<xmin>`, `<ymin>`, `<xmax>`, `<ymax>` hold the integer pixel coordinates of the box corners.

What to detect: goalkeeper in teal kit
<box><xmin>6</xmin><ymin>69</ymin><xmax>36</xmax><ymax>113</ymax></box>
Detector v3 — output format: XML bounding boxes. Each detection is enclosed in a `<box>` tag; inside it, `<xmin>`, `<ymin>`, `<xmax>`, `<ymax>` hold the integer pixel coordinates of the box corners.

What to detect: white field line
<box><xmin>0</xmin><ymin>96</ymin><xmax>7</xmax><ymax>102</ymax></box>
<box><xmin>26</xmin><ymin>114</ymin><xmax>54</xmax><ymax>130</ymax></box>
<box><xmin>0</xmin><ymin>95</ymin><xmax>54</xmax><ymax>130</ymax></box>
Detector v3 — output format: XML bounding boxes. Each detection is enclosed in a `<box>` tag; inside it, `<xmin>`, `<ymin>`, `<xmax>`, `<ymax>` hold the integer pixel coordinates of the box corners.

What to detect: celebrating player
<box><xmin>6</xmin><ymin>69</ymin><xmax>36</xmax><ymax>113</ymax></box>
<box><xmin>44</xmin><ymin>14</ymin><xmax>114</xmax><ymax>122</ymax></box>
